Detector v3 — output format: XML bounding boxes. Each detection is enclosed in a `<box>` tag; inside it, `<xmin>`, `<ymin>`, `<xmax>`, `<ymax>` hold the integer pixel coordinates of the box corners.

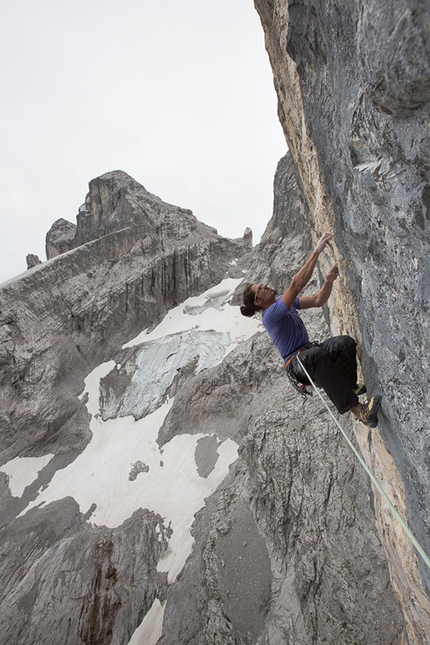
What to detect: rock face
<box><xmin>254</xmin><ymin>0</ymin><xmax>430</xmax><ymax>641</ymax></box>
<box><xmin>157</xmin><ymin>154</ymin><xmax>405</xmax><ymax>644</ymax></box>
<box><xmin>0</xmin><ymin>499</ymin><xmax>169</xmax><ymax>645</ymax></box>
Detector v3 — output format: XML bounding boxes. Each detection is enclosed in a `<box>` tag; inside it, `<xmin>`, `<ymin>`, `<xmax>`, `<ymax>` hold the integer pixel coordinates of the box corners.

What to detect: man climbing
<box><xmin>240</xmin><ymin>232</ymin><xmax>382</xmax><ymax>427</ymax></box>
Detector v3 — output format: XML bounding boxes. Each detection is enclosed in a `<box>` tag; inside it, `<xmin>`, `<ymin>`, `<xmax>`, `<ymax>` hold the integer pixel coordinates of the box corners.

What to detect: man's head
<box><xmin>240</xmin><ymin>283</ymin><xmax>277</xmax><ymax>317</ymax></box>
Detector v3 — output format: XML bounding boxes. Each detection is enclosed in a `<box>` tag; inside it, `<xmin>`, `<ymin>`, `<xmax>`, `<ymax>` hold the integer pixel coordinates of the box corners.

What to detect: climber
<box><xmin>240</xmin><ymin>232</ymin><xmax>382</xmax><ymax>427</ymax></box>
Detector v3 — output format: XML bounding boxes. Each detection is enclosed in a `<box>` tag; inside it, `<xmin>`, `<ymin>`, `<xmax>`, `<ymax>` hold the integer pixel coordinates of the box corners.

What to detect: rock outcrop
<box><xmin>25</xmin><ymin>254</ymin><xmax>42</xmax><ymax>269</ymax></box>
<box><xmin>45</xmin><ymin>217</ymin><xmax>77</xmax><ymax>258</ymax></box>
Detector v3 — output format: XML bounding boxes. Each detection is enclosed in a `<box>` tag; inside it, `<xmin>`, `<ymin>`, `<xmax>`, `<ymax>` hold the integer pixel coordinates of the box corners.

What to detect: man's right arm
<box><xmin>281</xmin><ymin>233</ymin><xmax>332</xmax><ymax>308</ymax></box>
<box><xmin>299</xmin><ymin>264</ymin><xmax>339</xmax><ymax>309</ymax></box>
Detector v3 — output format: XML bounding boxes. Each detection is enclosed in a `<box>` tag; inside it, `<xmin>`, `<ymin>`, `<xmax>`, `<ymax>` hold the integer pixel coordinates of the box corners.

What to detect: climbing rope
<box><xmin>297</xmin><ymin>355</ymin><xmax>430</xmax><ymax>572</ymax></box>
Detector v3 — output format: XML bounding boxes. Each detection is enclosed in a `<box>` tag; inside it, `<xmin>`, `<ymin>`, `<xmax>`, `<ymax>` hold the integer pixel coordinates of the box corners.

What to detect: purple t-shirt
<box><xmin>261</xmin><ymin>296</ymin><xmax>309</xmax><ymax>362</ymax></box>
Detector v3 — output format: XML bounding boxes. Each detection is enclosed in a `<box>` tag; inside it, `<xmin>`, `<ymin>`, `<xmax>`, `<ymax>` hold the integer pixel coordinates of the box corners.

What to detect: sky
<box><xmin>0</xmin><ymin>0</ymin><xmax>286</xmax><ymax>284</ymax></box>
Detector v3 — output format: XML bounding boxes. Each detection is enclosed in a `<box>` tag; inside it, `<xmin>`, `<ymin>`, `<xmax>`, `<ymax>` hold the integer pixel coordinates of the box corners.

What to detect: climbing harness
<box><xmin>296</xmin><ymin>355</ymin><xmax>430</xmax><ymax>572</ymax></box>
<box><xmin>286</xmin><ymin>370</ymin><xmax>312</xmax><ymax>399</ymax></box>
<box><xmin>285</xmin><ymin>341</ymin><xmax>319</xmax><ymax>399</ymax></box>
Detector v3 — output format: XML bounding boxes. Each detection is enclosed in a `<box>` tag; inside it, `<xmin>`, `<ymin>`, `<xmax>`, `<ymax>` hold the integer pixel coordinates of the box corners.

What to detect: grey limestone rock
<box><xmin>0</xmin><ymin>155</ymin><xmax>408</xmax><ymax>644</ymax></box>
<box><xmin>254</xmin><ymin>0</ymin><xmax>430</xmax><ymax>641</ymax></box>
<box><xmin>0</xmin><ymin>170</ymin><xmax>254</xmax><ymax>645</ymax></box>
<box><xmin>156</xmin><ymin>161</ymin><xmax>404</xmax><ymax>644</ymax></box>
<box><xmin>45</xmin><ymin>217</ymin><xmax>77</xmax><ymax>259</ymax></box>
<box><xmin>0</xmin><ymin>498</ymin><xmax>169</xmax><ymax>645</ymax></box>
<box><xmin>25</xmin><ymin>253</ymin><xmax>42</xmax><ymax>269</ymax></box>
<box><xmin>0</xmin><ymin>159</ymin><xmax>408</xmax><ymax>644</ymax></box>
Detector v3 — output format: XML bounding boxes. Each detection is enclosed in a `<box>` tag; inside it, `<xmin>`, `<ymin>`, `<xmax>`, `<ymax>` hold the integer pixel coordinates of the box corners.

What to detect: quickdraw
<box><xmin>286</xmin><ymin>369</ymin><xmax>313</xmax><ymax>399</ymax></box>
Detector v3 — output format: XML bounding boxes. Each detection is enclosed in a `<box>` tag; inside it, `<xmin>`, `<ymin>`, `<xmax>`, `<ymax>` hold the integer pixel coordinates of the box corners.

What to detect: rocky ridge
<box><xmin>0</xmin><ymin>171</ymin><xmax>250</xmax><ymax>466</ymax></box>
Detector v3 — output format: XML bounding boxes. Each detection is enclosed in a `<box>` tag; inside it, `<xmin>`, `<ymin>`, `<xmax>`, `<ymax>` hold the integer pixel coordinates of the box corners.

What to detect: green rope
<box><xmin>297</xmin><ymin>356</ymin><xmax>430</xmax><ymax>572</ymax></box>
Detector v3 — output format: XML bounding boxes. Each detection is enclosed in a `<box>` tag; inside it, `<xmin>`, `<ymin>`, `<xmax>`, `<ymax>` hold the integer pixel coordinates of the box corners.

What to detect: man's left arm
<box><xmin>299</xmin><ymin>264</ymin><xmax>339</xmax><ymax>309</ymax></box>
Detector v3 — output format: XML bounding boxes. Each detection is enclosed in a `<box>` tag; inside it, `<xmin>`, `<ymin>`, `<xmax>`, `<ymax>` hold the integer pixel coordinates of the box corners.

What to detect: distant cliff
<box><xmin>0</xmin><ymin>173</ymin><xmax>255</xmax><ymax>644</ymax></box>
<box><xmin>0</xmin><ymin>171</ymin><xmax>250</xmax><ymax>464</ymax></box>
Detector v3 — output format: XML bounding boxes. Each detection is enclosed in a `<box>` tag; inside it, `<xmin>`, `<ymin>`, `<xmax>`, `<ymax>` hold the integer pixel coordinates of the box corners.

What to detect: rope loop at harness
<box><xmin>285</xmin><ymin>341</ymin><xmax>319</xmax><ymax>399</ymax></box>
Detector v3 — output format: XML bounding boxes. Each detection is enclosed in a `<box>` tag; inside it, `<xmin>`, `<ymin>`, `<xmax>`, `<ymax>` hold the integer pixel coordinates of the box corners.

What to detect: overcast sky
<box><xmin>0</xmin><ymin>0</ymin><xmax>286</xmax><ymax>284</ymax></box>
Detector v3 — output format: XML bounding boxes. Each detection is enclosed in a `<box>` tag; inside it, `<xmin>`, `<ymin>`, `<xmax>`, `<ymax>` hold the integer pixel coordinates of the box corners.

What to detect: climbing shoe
<box><xmin>359</xmin><ymin>395</ymin><xmax>382</xmax><ymax>428</ymax></box>
<box><xmin>353</xmin><ymin>383</ymin><xmax>367</xmax><ymax>396</ymax></box>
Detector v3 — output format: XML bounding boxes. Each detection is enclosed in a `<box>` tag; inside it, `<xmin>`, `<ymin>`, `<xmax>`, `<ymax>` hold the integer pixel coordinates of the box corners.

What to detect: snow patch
<box><xmin>128</xmin><ymin>598</ymin><xmax>164</xmax><ymax>645</ymax></box>
<box><xmin>80</xmin><ymin>360</ymin><xmax>116</xmax><ymax>417</ymax></box>
<box><xmin>123</xmin><ymin>277</ymin><xmax>261</xmax><ymax>350</ymax></box>
<box><xmin>0</xmin><ymin>454</ymin><xmax>54</xmax><ymax>497</ymax></box>
<box><xmin>19</xmin><ymin>401</ymin><xmax>237</xmax><ymax>584</ymax></box>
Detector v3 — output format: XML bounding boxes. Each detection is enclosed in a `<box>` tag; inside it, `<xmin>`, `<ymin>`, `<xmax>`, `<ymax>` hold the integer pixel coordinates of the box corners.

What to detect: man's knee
<box><xmin>320</xmin><ymin>335</ymin><xmax>356</xmax><ymax>354</ymax></box>
<box><xmin>339</xmin><ymin>335</ymin><xmax>356</xmax><ymax>347</ymax></box>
